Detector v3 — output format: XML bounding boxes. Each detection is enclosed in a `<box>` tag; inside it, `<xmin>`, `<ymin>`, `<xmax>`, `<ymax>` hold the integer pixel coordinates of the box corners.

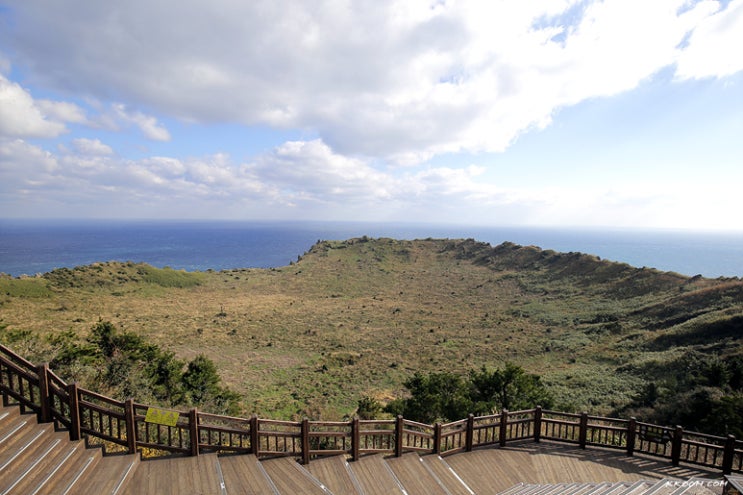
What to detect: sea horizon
<box><xmin>1</xmin><ymin>218</ymin><xmax>742</xmax><ymax>279</ymax></box>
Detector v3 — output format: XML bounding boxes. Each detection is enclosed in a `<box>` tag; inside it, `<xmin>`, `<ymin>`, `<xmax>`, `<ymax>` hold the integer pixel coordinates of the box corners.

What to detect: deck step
<box><xmin>0</xmin><ymin>421</ymin><xmax>56</xmax><ymax>481</ymax></box>
<box><xmin>2</xmin><ymin>431</ymin><xmax>85</xmax><ymax>495</ymax></box>
<box><xmin>35</xmin><ymin>446</ymin><xmax>102</xmax><ymax>495</ymax></box>
<box><xmin>219</xmin><ymin>454</ymin><xmax>280</xmax><ymax>495</ymax></box>
<box><xmin>598</xmin><ymin>483</ymin><xmax>636</xmax><ymax>495</ymax></box>
<box><xmin>347</xmin><ymin>454</ymin><xmax>406</xmax><ymax>495</ymax></box>
<box><xmin>0</xmin><ymin>403</ymin><xmax>20</xmax><ymax>426</ymax></box>
<box><xmin>83</xmin><ymin>452</ymin><xmax>140</xmax><ymax>495</ymax></box>
<box><xmin>386</xmin><ymin>452</ymin><xmax>450</xmax><ymax>495</ymax></box>
<box><xmin>671</xmin><ymin>478</ymin><xmax>725</xmax><ymax>495</ymax></box>
<box><xmin>306</xmin><ymin>455</ymin><xmax>364</xmax><ymax>495</ymax></box>
<box><xmin>260</xmin><ymin>456</ymin><xmax>330</xmax><ymax>494</ymax></box>
<box><xmin>615</xmin><ymin>481</ymin><xmax>658</xmax><ymax>495</ymax></box>
<box><xmin>0</xmin><ymin>432</ymin><xmax>67</xmax><ymax>494</ymax></box>
<box><xmin>123</xmin><ymin>453</ymin><xmax>229</xmax><ymax>495</ymax></box>
<box><xmin>0</xmin><ymin>416</ymin><xmax>53</xmax><ymax>467</ymax></box>
<box><xmin>420</xmin><ymin>455</ymin><xmax>475</xmax><ymax>495</ymax></box>
<box><xmin>123</xmin><ymin>454</ymin><xmax>224</xmax><ymax>495</ymax></box>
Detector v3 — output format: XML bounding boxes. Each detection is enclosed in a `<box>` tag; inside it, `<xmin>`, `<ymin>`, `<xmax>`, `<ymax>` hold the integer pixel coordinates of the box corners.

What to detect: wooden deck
<box><xmin>305</xmin><ymin>454</ymin><xmax>363</xmax><ymax>495</ymax></box>
<box><xmin>0</xmin><ymin>401</ymin><xmax>728</xmax><ymax>495</ymax></box>
<box><xmin>443</xmin><ymin>441</ymin><xmax>722</xmax><ymax>494</ymax></box>
<box><xmin>386</xmin><ymin>452</ymin><xmax>450</xmax><ymax>495</ymax></box>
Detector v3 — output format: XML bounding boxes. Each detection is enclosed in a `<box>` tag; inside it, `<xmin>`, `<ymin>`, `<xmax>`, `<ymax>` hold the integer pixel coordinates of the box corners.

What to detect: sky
<box><xmin>1</xmin><ymin>0</ymin><xmax>742</xmax><ymax>230</ymax></box>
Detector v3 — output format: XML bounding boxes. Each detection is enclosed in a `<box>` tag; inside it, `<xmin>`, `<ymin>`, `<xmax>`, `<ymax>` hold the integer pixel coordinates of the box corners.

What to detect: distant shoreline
<box><xmin>2</xmin><ymin>220</ymin><xmax>743</xmax><ymax>278</ymax></box>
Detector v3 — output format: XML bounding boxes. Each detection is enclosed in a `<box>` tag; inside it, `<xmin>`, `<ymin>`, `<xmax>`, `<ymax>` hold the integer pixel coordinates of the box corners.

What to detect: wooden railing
<box><xmin>1</xmin><ymin>343</ymin><xmax>742</xmax><ymax>474</ymax></box>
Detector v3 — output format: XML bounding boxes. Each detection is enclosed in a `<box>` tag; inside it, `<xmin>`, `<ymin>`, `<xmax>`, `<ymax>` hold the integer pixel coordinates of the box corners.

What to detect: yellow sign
<box><xmin>144</xmin><ymin>407</ymin><xmax>180</xmax><ymax>427</ymax></box>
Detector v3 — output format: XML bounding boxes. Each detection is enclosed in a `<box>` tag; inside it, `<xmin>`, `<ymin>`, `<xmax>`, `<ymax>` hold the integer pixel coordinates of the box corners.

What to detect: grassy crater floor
<box><xmin>1</xmin><ymin>237</ymin><xmax>742</xmax><ymax>421</ymax></box>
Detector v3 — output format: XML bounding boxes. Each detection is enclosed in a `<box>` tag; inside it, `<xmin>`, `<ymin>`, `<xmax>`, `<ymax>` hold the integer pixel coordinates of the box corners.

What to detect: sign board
<box><xmin>638</xmin><ymin>425</ymin><xmax>672</xmax><ymax>444</ymax></box>
<box><xmin>144</xmin><ymin>407</ymin><xmax>180</xmax><ymax>427</ymax></box>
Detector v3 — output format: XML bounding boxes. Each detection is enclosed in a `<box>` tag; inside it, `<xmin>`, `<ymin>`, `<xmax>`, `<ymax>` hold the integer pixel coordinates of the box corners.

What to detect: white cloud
<box><xmin>71</xmin><ymin>138</ymin><xmax>113</xmax><ymax>156</ymax></box>
<box><xmin>0</xmin><ymin>139</ymin><xmax>59</xmax><ymax>176</ymax></box>
<box><xmin>250</xmin><ymin>139</ymin><xmax>397</xmax><ymax>202</ymax></box>
<box><xmin>3</xmin><ymin>135</ymin><xmax>742</xmax><ymax>229</ymax></box>
<box><xmin>0</xmin><ymin>74</ymin><xmax>68</xmax><ymax>138</ymax></box>
<box><xmin>675</xmin><ymin>0</ymin><xmax>743</xmax><ymax>79</ymax></box>
<box><xmin>37</xmin><ymin>100</ymin><xmax>88</xmax><ymax>125</ymax></box>
<box><xmin>2</xmin><ymin>1</ymin><xmax>742</xmax><ymax>227</ymax></box>
<box><xmin>112</xmin><ymin>104</ymin><xmax>171</xmax><ymax>141</ymax></box>
<box><xmin>7</xmin><ymin>0</ymin><xmax>740</xmax><ymax>164</ymax></box>
<box><xmin>0</xmin><ymin>136</ymin><xmax>501</xmax><ymax>218</ymax></box>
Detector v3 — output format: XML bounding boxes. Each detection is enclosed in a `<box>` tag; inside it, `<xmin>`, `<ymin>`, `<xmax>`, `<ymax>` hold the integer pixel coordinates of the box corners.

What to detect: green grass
<box><xmin>0</xmin><ymin>277</ymin><xmax>52</xmax><ymax>297</ymax></box>
<box><xmin>136</xmin><ymin>265</ymin><xmax>205</xmax><ymax>288</ymax></box>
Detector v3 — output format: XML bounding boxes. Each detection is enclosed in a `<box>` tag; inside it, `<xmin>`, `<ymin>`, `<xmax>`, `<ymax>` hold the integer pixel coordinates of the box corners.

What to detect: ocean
<box><xmin>1</xmin><ymin>219</ymin><xmax>742</xmax><ymax>278</ymax></box>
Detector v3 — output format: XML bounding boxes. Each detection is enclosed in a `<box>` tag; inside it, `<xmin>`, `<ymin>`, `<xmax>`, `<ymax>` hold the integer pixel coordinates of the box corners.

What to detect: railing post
<box><xmin>579</xmin><ymin>412</ymin><xmax>588</xmax><ymax>449</ymax></box>
<box><xmin>301</xmin><ymin>418</ymin><xmax>311</xmax><ymax>465</ymax></box>
<box><xmin>250</xmin><ymin>415</ymin><xmax>259</xmax><ymax>457</ymax></box>
<box><xmin>626</xmin><ymin>417</ymin><xmax>637</xmax><ymax>456</ymax></box>
<box><xmin>352</xmin><ymin>416</ymin><xmax>360</xmax><ymax>461</ymax></box>
<box><xmin>499</xmin><ymin>409</ymin><xmax>509</xmax><ymax>447</ymax></box>
<box><xmin>671</xmin><ymin>425</ymin><xmax>683</xmax><ymax>466</ymax></box>
<box><xmin>67</xmin><ymin>382</ymin><xmax>81</xmax><ymax>442</ymax></box>
<box><xmin>433</xmin><ymin>422</ymin><xmax>442</xmax><ymax>455</ymax></box>
<box><xmin>465</xmin><ymin>414</ymin><xmax>475</xmax><ymax>452</ymax></box>
<box><xmin>189</xmin><ymin>408</ymin><xmax>199</xmax><ymax>456</ymax></box>
<box><xmin>125</xmin><ymin>399</ymin><xmax>137</xmax><ymax>454</ymax></box>
<box><xmin>534</xmin><ymin>406</ymin><xmax>542</xmax><ymax>443</ymax></box>
<box><xmin>395</xmin><ymin>415</ymin><xmax>404</xmax><ymax>457</ymax></box>
<box><xmin>36</xmin><ymin>363</ymin><xmax>51</xmax><ymax>423</ymax></box>
<box><xmin>722</xmin><ymin>435</ymin><xmax>736</xmax><ymax>475</ymax></box>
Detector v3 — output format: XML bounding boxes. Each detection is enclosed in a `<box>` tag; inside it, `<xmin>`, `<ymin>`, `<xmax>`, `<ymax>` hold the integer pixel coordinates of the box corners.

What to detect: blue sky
<box><xmin>1</xmin><ymin>0</ymin><xmax>742</xmax><ymax>230</ymax></box>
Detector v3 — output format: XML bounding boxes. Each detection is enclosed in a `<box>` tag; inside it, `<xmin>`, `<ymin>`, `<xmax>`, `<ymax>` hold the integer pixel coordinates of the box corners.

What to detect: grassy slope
<box><xmin>1</xmin><ymin>238</ymin><xmax>741</xmax><ymax>420</ymax></box>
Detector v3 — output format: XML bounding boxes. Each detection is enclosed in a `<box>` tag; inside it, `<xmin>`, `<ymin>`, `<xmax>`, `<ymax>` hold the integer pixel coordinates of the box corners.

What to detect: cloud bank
<box><xmin>5</xmin><ymin>0</ymin><xmax>741</xmax><ymax>161</ymax></box>
<box><xmin>1</xmin><ymin>0</ymin><xmax>742</xmax><ymax>228</ymax></box>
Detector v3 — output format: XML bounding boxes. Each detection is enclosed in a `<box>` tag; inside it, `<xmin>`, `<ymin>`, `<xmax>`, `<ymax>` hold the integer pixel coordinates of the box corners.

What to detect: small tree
<box><xmin>470</xmin><ymin>363</ymin><xmax>553</xmax><ymax>413</ymax></box>
<box><xmin>386</xmin><ymin>371</ymin><xmax>472</xmax><ymax>423</ymax></box>
<box><xmin>356</xmin><ymin>396</ymin><xmax>383</xmax><ymax>419</ymax></box>
<box><xmin>182</xmin><ymin>355</ymin><xmax>222</xmax><ymax>405</ymax></box>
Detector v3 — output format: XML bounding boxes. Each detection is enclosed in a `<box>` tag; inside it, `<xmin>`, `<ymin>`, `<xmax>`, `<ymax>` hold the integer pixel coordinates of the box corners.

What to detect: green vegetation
<box><xmin>0</xmin><ymin>276</ymin><xmax>52</xmax><ymax>297</ymax></box>
<box><xmin>1</xmin><ymin>237</ymin><xmax>742</xmax><ymax>435</ymax></box>
<box><xmin>615</xmin><ymin>350</ymin><xmax>743</xmax><ymax>437</ymax></box>
<box><xmin>382</xmin><ymin>363</ymin><xmax>552</xmax><ymax>423</ymax></box>
<box><xmin>42</xmin><ymin>262</ymin><xmax>204</xmax><ymax>289</ymax></box>
<box><xmin>43</xmin><ymin>321</ymin><xmax>239</xmax><ymax>415</ymax></box>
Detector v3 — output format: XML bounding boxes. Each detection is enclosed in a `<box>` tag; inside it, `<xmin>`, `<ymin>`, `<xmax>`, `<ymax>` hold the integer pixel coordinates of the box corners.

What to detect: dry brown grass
<box><xmin>1</xmin><ymin>238</ymin><xmax>742</xmax><ymax>420</ymax></box>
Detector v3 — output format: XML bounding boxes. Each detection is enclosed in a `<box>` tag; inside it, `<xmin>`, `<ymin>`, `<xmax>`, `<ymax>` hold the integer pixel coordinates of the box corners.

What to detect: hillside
<box><xmin>1</xmin><ymin>237</ymin><xmax>742</xmax><ymax>430</ymax></box>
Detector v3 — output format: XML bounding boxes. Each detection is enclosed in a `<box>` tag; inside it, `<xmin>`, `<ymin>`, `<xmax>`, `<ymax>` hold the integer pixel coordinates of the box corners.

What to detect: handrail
<box><xmin>1</xmin><ymin>343</ymin><xmax>741</xmax><ymax>473</ymax></box>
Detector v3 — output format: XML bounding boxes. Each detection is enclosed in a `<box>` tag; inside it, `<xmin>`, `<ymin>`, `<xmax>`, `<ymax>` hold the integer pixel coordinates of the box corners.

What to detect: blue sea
<box><xmin>1</xmin><ymin>219</ymin><xmax>742</xmax><ymax>278</ymax></box>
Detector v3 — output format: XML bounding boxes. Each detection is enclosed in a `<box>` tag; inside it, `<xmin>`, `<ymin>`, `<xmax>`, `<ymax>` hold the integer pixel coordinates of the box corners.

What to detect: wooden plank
<box><xmin>85</xmin><ymin>452</ymin><xmax>140</xmax><ymax>495</ymax></box>
<box><xmin>420</xmin><ymin>454</ymin><xmax>476</xmax><ymax>495</ymax></box>
<box><xmin>386</xmin><ymin>452</ymin><xmax>449</xmax><ymax>495</ymax></box>
<box><xmin>306</xmin><ymin>455</ymin><xmax>363</xmax><ymax>495</ymax></box>
<box><xmin>218</xmin><ymin>454</ymin><xmax>280</xmax><ymax>495</ymax></box>
<box><xmin>0</xmin><ymin>423</ymin><xmax>57</xmax><ymax>485</ymax></box>
<box><xmin>0</xmin><ymin>402</ymin><xmax>21</xmax><ymax>426</ymax></box>
<box><xmin>445</xmin><ymin>446</ymin><xmax>538</xmax><ymax>494</ymax></box>
<box><xmin>443</xmin><ymin>443</ymin><xmax>722</xmax><ymax>495</ymax></box>
<box><xmin>36</xmin><ymin>446</ymin><xmax>102</xmax><ymax>495</ymax></box>
<box><xmin>0</xmin><ymin>432</ymin><xmax>67</xmax><ymax>493</ymax></box>
<box><xmin>124</xmin><ymin>454</ymin><xmax>222</xmax><ymax>495</ymax></box>
<box><xmin>6</xmin><ymin>431</ymin><xmax>83</xmax><ymax>494</ymax></box>
<box><xmin>0</xmin><ymin>417</ymin><xmax>53</xmax><ymax>468</ymax></box>
<box><xmin>260</xmin><ymin>457</ymin><xmax>329</xmax><ymax>494</ymax></box>
<box><xmin>347</xmin><ymin>454</ymin><xmax>405</xmax><ymax>495</ymax></box>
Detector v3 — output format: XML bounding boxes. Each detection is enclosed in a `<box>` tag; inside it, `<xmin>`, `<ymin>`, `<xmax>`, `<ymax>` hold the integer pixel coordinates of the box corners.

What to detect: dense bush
<box><xmin>615</xmin><ymin>351</ymin><xmax>743</xmax><ymax>437</ymax></box>
<box><xmin>48</xmin><ymin>321</ymin><xmax>239</xmax><ymax>415</ymax></box>
<box><xmin>383</xmin><ymin>363</ymin><xmax>553</xmax><ymax>423</ymax></box>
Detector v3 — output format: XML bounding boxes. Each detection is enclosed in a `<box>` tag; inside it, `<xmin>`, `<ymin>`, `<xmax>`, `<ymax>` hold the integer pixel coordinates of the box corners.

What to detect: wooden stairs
<box><xmin>0</xmin><ymin>401</ymin><xmax>138</xmax><ymax>494</ymax></box>
<box><xmin>0</xmin><ymin>401</ymin><xmax>728</xmax><ymax>495</ymax></box>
